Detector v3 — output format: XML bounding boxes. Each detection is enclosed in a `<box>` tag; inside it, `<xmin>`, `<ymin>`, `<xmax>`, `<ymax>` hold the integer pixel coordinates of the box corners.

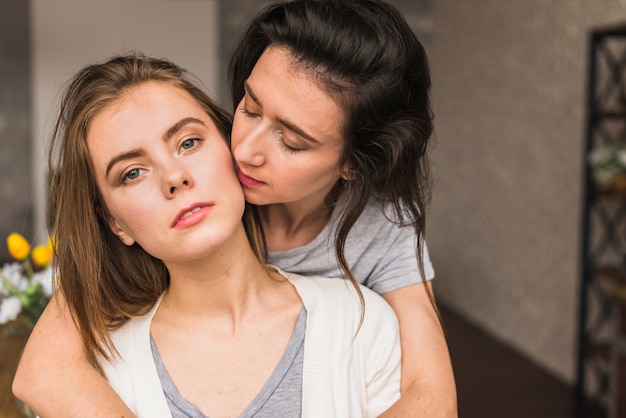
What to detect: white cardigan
<box><xmin>100</xmin><ymin>270</ymin><xmax>401</xmax><ymax>417</ymax></box>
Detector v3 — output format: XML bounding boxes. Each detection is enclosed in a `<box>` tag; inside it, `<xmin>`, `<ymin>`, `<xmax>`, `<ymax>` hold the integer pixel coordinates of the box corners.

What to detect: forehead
<box><xmin>88</xmin><ymin>82</ymin><xmax>208</xmax><ymax>141</ymax></box>
<box><xmin>249</xmin><ymin>46</ymin><xmax>346</xmax><ymax>144</ymax></box>
<box><xmin>85</xmin><ymin>81</ymin><xmax>222</xmax><ymax>171</ymax></box>
<box><xmin>106</xmin><ymin>81</ymin><xmax>204</xmax><ymax>118</ymax></box>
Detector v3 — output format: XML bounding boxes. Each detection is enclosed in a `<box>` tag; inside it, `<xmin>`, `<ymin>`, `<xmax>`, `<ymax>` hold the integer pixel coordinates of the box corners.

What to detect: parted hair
<box><xmin>229</xmin><ymin>0</ymin><xmax>434</xmax><ymax>306</ymax></box>
<box><xmin>47</xmin><ymin>53</ymin><xmax>254</xmax><ymax>368</ymax></box>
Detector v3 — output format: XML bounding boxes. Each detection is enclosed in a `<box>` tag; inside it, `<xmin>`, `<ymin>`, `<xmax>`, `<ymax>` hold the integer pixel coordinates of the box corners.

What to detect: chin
<box><xmin>242</xmin><ymin>191</ymin><xmax>271</xmax><ymax>206</ymax></box>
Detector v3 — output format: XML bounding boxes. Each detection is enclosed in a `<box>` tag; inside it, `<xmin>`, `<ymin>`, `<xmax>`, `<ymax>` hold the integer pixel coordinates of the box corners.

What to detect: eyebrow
<box><xmin>163</xmin><ymin>117</ymin><xmax>205</xmax><ymax>143</ymax></box>
<box><xmin>105</xmin><ymin>149</ymin><xmax>144</xmax><ymax>180</ymax></box>
<box><xmin>104</xmin><ymin>117</ymin><xmax>206</xmax><ymax>179</ymax></box>
<box><xmin>244</xmin><ymin>82</ymin><xmax>321</xmax><ymax>145</ymax></box>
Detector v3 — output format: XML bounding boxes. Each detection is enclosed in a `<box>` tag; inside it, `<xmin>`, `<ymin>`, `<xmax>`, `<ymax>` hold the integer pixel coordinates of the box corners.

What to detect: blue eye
<box><xmin>181</xmin><ymin>138</ymin><xmax>197</xmax><ymax>150</ymax></box>
<box><xmin>122</xmin><ymin>168</ymin><xmax>143</xmax><ymax>183</ymax></box>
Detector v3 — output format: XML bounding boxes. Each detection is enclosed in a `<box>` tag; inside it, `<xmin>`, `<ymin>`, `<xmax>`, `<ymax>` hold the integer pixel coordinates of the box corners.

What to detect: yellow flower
<box><xmin>47</xmin><ymin>236</ymin><xmax>55</xmax><ymax>251</ymax></box>
<box><xmin>7</xmin><ymin>232</ymin><xmax>30</xmax><ymax>261</ymax></box>
<box><xmin>31</xmin><ymin>244</ymin><xmax>52</xmax><ymax>267</ymax></box>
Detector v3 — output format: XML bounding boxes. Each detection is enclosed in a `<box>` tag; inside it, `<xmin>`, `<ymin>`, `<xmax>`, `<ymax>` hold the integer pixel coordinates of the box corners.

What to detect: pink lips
<box><xmin>237</xmin><ymin>168</ymin><xmax>265</xmax><ymax>188</ymax></box>
<box><xmin>171</xmin><ymin>203</ymin><xmax>214</xmax><ymax>229</ymax></box>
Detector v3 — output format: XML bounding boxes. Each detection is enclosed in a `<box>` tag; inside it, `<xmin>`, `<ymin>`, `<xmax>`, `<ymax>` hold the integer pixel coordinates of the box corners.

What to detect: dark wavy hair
<box><xmin>48</xmin><ymin>53</ymin><xmax>247</xmax><ymax>369</ymax></box>
<box><xmin>229</xmin><ymin>0</ymin><xmax>435</xmax><ymax>309</ymax></box>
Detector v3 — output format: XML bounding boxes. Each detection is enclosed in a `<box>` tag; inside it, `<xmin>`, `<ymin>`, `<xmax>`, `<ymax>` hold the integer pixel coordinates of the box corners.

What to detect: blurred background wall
<box><xmin>0</xmin><ymin>1</ymin><xmax>32</xmax><ymax>262</ymax></box>
<box><xmin>5</xmin><ymin>0</ymin><xmax>626</xmax><ymax>393</ymax></box>
<box><xmin>427</xmin><ymin>0</ymin><xmax>626</xmax><ymax>385</ymax></box>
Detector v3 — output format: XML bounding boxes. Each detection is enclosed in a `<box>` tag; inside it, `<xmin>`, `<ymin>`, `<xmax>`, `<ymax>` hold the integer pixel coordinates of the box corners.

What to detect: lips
<box><xmin>237</xmin><ymin>168</ymin><xmax>265</xmax><ymax>188</ymax></box>
<box><xmin>171</xmin><ymin>203</ymin><xmax>214</xmax><ymax>229</ymax></box>
<box><xmin>179</xmin><ymin>206</ymin><xmax>202</xmax><ymax>220</ymax></box>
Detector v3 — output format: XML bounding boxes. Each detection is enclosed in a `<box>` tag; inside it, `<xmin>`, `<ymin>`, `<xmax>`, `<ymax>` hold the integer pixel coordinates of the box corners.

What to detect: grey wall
<box><xmin>427</xmin><ymin>0</ymin><xmax>626</xmax><ymax>384</ymax></box>
<box><xmin>217</xmin><ymin>0</ymin><xmax>275</xmax><ymax>109</ymax></box>
<box><xmin>0</xmin><ymin>0</ymin><xmax>32</xmax><ymax>263</ymax></box>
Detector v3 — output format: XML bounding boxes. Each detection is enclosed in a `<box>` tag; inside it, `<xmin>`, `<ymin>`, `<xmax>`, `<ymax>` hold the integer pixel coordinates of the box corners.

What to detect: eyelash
<box><xmin>238</xmin><ymin>105</ymin><xmax>258</xmax><ymax>118</ymax></box>
<box><xmin>277</xmin><ymin>133</ymin><xmax>300</xmax><ymax>154</ymax></box>
<box><xmin>238</xmin><ymin>104</ymin><xmax>302</xmax><ymax>154</ymax></box>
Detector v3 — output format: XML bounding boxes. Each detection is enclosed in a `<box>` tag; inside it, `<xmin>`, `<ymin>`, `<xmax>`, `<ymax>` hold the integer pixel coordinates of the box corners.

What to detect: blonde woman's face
<box><xmin>87</xmin><ymin>81</ymin><xmax>245</xmax><ymax>263</ymax></box>
<box><xmin>231</xmin><ymin>46</ymin><xmax>350</xmax><ymax>207</ymax></box>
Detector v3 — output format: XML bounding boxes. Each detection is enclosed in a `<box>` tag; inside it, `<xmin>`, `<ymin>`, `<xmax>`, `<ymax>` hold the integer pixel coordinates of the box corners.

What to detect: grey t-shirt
<box><xmin>268</xmin><ymin>196</ymin><xmax>434</xmax><ymax>295</ymax></box>
<box><xmin>151</xmin><ymin>307</ymin><xmax>306</xmax><ymax>418</ymax></box>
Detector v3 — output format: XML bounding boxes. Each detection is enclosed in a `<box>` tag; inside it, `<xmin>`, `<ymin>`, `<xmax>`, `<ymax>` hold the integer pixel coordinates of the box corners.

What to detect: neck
<box><xmin>259</xmin><ymin>195</ymin><xmax>334</xmax><ymax>251</ymax></box>
<box><xmin>160</xmin><ymin>224</ymin><xmax>279</xmax><ymax>323</ymax></box>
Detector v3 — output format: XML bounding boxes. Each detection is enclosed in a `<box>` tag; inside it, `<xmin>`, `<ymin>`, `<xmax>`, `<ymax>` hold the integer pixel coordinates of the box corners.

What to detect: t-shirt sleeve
<box><xmin>359</xmin><ymin>219</ymin><xmax>435</xmax><ymax>295</ymax></box>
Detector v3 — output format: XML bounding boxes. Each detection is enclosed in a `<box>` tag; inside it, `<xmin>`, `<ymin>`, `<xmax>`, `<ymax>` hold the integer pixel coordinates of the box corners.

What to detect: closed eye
<box><xmin>278</xmin><ymin>134</ymin><xmax>303</xmax><ymax>154</ymax></box>
<box><xmin>239</xmin><ymin>104</ymin><xmax>260</xmax><ymax>118</ymax></box>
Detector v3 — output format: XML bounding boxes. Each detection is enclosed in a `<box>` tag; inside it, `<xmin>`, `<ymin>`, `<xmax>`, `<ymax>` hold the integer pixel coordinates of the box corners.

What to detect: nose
<box><xmin>232</xmin><ymin>126</ymin><xmax>266</xmax><ymax>168</ymax></box>
<box><xmin>163</xmin><ymin>160</ymin><xmax>193</xmax><ymax>197</ymax></box>
<box><xmin>168</xmin><ymin>180</ymin><xmax>189</xmax><ymax>195</ymax></box>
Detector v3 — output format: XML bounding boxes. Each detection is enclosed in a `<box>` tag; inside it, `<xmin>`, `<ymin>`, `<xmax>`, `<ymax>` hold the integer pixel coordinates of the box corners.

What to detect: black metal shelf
<box><xmin>576</xmin><ymin>26</ymin><xmax>626</xmax><ymax>418</ymax></box>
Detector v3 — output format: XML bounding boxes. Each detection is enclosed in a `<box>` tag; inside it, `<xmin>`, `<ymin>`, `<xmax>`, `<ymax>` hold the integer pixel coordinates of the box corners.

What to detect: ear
<box><xmin>107</xmin><ymin>215</ymin><xmax>136</xmax><ymax>247</ymax></box>
<box><xmin>340</xmin><ymin>163</ymin><xmax>355</xmax><ymax>181</ymax></box>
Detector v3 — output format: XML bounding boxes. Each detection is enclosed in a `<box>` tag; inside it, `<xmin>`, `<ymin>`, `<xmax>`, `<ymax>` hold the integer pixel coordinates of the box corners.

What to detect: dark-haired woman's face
<box><xmin>231</xmin><ymin>46</ymin><xmax>350</xmax><ymax>207</ymax></box>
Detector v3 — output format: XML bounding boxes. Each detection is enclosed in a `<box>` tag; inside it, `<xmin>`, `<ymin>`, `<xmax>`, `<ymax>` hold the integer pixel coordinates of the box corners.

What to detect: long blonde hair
<box><xmin>48</xmin><ymin>53</ymin><xmax>245</xmax><ymax>368</ymax></box>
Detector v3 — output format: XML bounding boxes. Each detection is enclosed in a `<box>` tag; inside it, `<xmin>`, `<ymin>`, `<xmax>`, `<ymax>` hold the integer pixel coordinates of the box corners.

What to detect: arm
<box><xmin>12</xmin><ymin>292</ymin><xmax>135</xmax><ymax>418</ymax></box>
<box><xmin>379</xmin><ymin>281</ymin><xmax>458</xmax><ymax>418</ymax></box>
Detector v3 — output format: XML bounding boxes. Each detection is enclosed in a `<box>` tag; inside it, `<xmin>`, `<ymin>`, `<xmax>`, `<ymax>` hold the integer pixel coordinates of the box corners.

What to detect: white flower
<box><xmin>588</xmin><ymin>148</ymin><xmax>610</xmax><ymax>164</ymax></box>
<box><xmin>0</xmin><ymin>296</ymin><xmax>22</xmax><ymax>325</ymax></box>
<box><xmin>588</xmin><ymin>145</ymin><xmax>626</xmax><ymax>187</ymax></box>
<box><xmin>2</xmin><ymin>262</ymin><xmax>25</xmax><ymax>285</ymax></box>
<box><xmin>32</xmin><ymin>268</ymin><xmax>53</xmax><ymax>297</ymax></box>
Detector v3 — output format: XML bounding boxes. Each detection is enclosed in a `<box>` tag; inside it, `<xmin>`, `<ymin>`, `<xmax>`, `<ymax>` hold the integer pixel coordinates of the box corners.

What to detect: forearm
<box><xmin>381</xmin><ymin>283</ymin><xmax>458</xmax><ymax>417</ymax></box>
<box><xmin>12</xmin><ymin>292</ymin><xmax>135</xmax><ymax>417</ymax></box>
<box><xmin>379</xmin><ymin>379</ymin><xmax>457</xmax><ymax>417</ymax></box>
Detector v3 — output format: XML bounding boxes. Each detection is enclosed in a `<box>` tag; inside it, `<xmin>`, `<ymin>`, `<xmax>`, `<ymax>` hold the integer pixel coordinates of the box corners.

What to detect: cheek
<box><xmin>230</xmin><ymin>114</ymin><xmax>245</xmax><ymax>151</ymax></box>
<box><xmin>109</xmin><ymin>199</ymin><xmax>144</xmax><ymax>231</ymax></box>
<box><xmin>106</xmin><ymin>185</ymin><xmax>157</xmax><ymax>223</ymax></box>
<box><xmin>294</xmin><ymin>157</ymin><xmax>340</xmax><ymax>179</ymax></box>
<box><xmin>203</xmin><ymin>154</ymin><xmax>243</xmax><ymax>193</ymax></box>
<box><xmin>213</xmin><ymin>164</ymin><xmax>246</xmax><ymax>214</ymax></box>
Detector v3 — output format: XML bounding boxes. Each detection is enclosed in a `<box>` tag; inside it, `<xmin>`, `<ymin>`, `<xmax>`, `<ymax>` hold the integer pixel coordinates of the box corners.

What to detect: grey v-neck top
<box><xmin>150</xmin><ymin>307</ymin><xmax>307</xmax><ymax>418</ymax></box>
